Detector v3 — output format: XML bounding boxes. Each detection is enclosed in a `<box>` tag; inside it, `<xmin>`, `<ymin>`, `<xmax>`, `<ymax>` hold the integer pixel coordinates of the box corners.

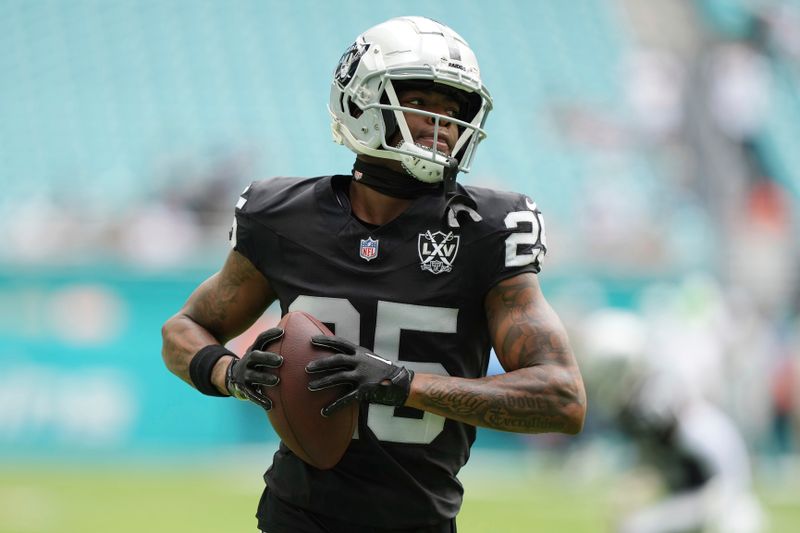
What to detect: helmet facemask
<box><xmin>378</xmin><ymin>78</ymin><xmax>487</xmax><ymax>182</ymax></box>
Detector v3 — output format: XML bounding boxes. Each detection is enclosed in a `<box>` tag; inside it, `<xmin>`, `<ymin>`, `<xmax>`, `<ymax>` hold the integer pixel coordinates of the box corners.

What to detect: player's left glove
<box><xmin>306</xmin><ymin>335</ymin><xmax>414</xmax><ymax>417</ymax></box>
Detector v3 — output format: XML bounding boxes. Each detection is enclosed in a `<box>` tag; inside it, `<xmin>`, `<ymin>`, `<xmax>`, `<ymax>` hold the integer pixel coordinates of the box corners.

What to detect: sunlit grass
<box><xmin>1</xmin><ymin>450</ymin><xmax>798</xmax><ymax>533</ymax></box>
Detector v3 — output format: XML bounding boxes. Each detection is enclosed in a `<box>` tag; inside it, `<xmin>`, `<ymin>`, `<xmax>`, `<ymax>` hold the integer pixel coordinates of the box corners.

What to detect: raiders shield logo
<box><xmin>418</xmin><ymin>230</ymin><xmax>460</xmax><ymax>274</ymax></box>
<box><xmin>334</xmin><ymin>41</ymin><xmax>369</xmax><ymax>87</ymax></box>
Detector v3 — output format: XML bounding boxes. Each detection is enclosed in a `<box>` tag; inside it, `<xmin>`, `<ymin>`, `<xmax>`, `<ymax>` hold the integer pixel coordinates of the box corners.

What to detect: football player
<box><xmin>581</xmin><ymin>310</ymin><xmax>764</xmax><ymax>533</ymax></box>
<box><xmin>162</xmin><ymin>16</ymin><xmax>586</xmax><ymax>533</ymax></box>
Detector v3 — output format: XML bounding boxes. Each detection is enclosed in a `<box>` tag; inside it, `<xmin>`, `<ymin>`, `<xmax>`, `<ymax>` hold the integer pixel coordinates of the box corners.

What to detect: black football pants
<box><xmin>259</xmin><ymin>487</ymin><xmax>457</xmax><ymax>533</ymax></box>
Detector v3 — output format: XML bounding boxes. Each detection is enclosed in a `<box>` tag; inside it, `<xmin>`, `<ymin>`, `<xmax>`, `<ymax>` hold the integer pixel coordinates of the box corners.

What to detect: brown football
<box><xmin>262</xmin><ymin>311</ymin><xmax>357</xmax><ymax>470</ymax></box>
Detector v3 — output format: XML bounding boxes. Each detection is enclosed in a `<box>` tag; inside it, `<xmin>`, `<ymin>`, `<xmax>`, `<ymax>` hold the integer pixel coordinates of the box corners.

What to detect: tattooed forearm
<box><xmin>413</xmin><ymin>369</ymin><xmax>580</xmax><ymax>434</ymax></box>
<box><xmin>484</xmin><ymin>410</ymin><xmax>568</xmax><ymax>432</ymax></box>
<box><xmin>161</xmin><ymin>251</ymin><xmax>274</xmax><ymax>385</ymax></box>
<box><xmin>422</xmin><ymin>383</ymin><xmax>491</xmax><ymax>416</ymax></box>
<box><xmin>407</xmin><ymin>273</ymin><xmax>586</xmax><ymax>434</ymax></box>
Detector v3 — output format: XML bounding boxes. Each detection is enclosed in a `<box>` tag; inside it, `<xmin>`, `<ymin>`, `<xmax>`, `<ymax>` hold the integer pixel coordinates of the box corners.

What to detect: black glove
<box><xmin>226</xmin><ymin>327</ymin><xmax>284</xmax><ymax>410</ymax></box>
<box><xmin>306</xmin><ymin>335</ymin><xmax>415</xmax><ymax>417</ymax></box>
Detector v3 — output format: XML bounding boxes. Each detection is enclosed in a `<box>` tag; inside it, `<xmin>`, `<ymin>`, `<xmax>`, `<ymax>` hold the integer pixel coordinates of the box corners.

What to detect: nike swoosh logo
<box><xmin>525</xmin><ymin>198</ymin><xmax>537</xmax><ymax>211</ymax></box>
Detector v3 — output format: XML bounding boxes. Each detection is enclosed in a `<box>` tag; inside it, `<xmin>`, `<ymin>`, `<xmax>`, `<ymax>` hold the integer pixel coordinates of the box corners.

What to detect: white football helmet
<box><xmin>329</xmin><ymin>16</ymin><xmax>493</xmax><ymax>183</ymax></box>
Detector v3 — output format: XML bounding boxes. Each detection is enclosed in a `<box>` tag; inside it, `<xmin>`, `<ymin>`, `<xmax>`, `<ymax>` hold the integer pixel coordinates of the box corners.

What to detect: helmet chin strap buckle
<box><xmin>442</xmin><ymin>157</ymin><xmax>459</xmax><ymax>196</ymax></box>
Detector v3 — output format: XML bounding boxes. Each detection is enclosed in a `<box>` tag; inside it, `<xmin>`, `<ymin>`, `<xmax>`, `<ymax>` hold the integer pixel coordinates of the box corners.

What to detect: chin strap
<box><xmin>351</xmin><ymin>157</ymin><xmax>482</xmax><ymax>228</ymax></box>
<box><xmin>442</xmin><ymin>157</ymin><xmax>482</xmax><ymax>228</ymax></box>
<box><xmin>352</xmin><ymin>159</ymin><xmax>441</xmax><ymax>200</ymax></box>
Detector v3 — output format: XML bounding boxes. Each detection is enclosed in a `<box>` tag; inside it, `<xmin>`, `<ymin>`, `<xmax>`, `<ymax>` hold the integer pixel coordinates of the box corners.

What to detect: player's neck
<box><xmin>349</xmin><ymin>180</ymin><xmax>412</xmax><ymax>227</ymax></box>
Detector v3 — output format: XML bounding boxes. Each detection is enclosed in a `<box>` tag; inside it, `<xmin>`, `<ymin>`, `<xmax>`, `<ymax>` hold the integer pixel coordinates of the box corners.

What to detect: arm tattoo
<box><xmin>161</xmin><ymin>251</ymin><xmax>273</xmax><ymax>384</ymax></box>
<box><xmin>486</xmin><ymin>276</ymin><xmax>569</xmax><ymax>368</ymax></box>
<box><xmin>188</xmin><ymin>252</ymin><xmax>268</xmax><ymax>342</ymax></box>
<box><xmin>416</xmin><ymin>274</ymin><xmax>585</xmax><ymax>433</ymax></box>
<box><xmin>196</xmin><ymin>265</ymin><xmax>249</xmax><ymax>335</ymax></box>
<box><xmin>417</xmin><ymin>372</ymin><xmax>576</xmax><ymax>433</ymax></box>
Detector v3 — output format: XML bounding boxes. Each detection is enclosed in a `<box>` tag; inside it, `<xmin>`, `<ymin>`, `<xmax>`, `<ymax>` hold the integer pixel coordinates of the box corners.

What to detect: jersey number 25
<box><xmin>289</xmin><ymin>296</ymin><xmax>457</xmax><ymax>445</ymax></box>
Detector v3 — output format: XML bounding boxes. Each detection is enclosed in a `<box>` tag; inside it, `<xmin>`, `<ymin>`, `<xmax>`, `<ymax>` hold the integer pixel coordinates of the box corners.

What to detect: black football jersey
<box><xmin>231</xmin><ymin>175</ymin><xmax>546</xmax><ymax>529</ymax></box>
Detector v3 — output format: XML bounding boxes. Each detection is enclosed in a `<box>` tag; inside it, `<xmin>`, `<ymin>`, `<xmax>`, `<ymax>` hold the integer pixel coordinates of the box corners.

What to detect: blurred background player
<box><xmin>581</xmin><ymin>309</ymin><xmax>765</xmax><ymax>533</ymax></box>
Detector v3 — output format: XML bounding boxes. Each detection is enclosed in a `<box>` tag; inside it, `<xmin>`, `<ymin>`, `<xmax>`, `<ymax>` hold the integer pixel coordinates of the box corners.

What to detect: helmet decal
<box><xmin>334</xmin><ymin>40</ymin><xmax>369</xmax><ymax>88</ymax></box>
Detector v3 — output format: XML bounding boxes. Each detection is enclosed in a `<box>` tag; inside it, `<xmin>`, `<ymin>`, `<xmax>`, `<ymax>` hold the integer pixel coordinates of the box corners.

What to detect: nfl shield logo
<box><xmin>359</xmin><ymin>237</ymin><xmax>379</xmax><ymax>261</ymax></box>
<box><xmin>418</xmin><ymin>230</ymin><xmax>460</xmax><ymax>274</ymax></box>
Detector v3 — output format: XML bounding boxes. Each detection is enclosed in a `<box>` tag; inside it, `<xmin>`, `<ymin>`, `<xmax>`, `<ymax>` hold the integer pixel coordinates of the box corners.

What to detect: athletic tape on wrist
<box><xmin>189</xmin><ymin>345</ymin><xmax>236</xmax><ymax>397</ymax></box>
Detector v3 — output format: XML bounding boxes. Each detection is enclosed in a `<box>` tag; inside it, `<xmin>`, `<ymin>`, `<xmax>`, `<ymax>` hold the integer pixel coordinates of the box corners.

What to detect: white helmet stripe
<box><xmin>442</xmin><ymin>29</ymin><xmax>462</xmax><ymax>61</ymax></box>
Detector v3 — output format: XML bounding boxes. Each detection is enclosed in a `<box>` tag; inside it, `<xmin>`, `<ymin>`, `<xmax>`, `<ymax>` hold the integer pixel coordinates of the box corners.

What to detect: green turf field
<box><xmin>1</xmin><ymin>454</ymin><xmax>798</xmax><ymax>532</ymax></box>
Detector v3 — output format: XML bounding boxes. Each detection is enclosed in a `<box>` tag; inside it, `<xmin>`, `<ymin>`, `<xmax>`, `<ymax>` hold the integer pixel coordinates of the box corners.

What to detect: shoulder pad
<box><xmin>235</xmin><ymin>177</ymin><xmax>320</xmax><ymax>218</ymax></box>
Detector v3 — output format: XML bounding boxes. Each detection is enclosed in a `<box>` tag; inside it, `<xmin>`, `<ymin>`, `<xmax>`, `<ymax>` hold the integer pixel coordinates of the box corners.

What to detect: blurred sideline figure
<box><xmin>581</xmin><ymin>309</ymin><xmax>764</xmax><ymax>533</ymax></box>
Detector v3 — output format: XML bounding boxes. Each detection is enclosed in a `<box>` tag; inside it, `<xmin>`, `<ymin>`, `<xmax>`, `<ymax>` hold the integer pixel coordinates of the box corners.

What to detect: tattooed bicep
<box><xmin>485</xmin><ymin>273</ymin><xmax>573</xmax><ymax>371</ymax></box>
<box><xmin>183</xmin><ymin>250</ymin><xmax>275</xmax><ymax>342</ymax></box>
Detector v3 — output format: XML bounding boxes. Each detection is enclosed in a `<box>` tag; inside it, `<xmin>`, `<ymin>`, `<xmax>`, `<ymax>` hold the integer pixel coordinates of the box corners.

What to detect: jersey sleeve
<box><xmin>478</xmin><ymin>191</ymin><xmax>548</xmax><ymax>290</ymax></box>
<box><xmin>228</xmin><ymin>182</ymin><xmax>281</xmax><ymax>273</ymax></box>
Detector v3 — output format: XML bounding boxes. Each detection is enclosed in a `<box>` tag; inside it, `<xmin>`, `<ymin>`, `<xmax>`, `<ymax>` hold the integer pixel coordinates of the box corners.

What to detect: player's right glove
<box><xmin>226</xmin><ymin>327</ymin><xmax>284</xmax><ymax>410</ymax></box>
